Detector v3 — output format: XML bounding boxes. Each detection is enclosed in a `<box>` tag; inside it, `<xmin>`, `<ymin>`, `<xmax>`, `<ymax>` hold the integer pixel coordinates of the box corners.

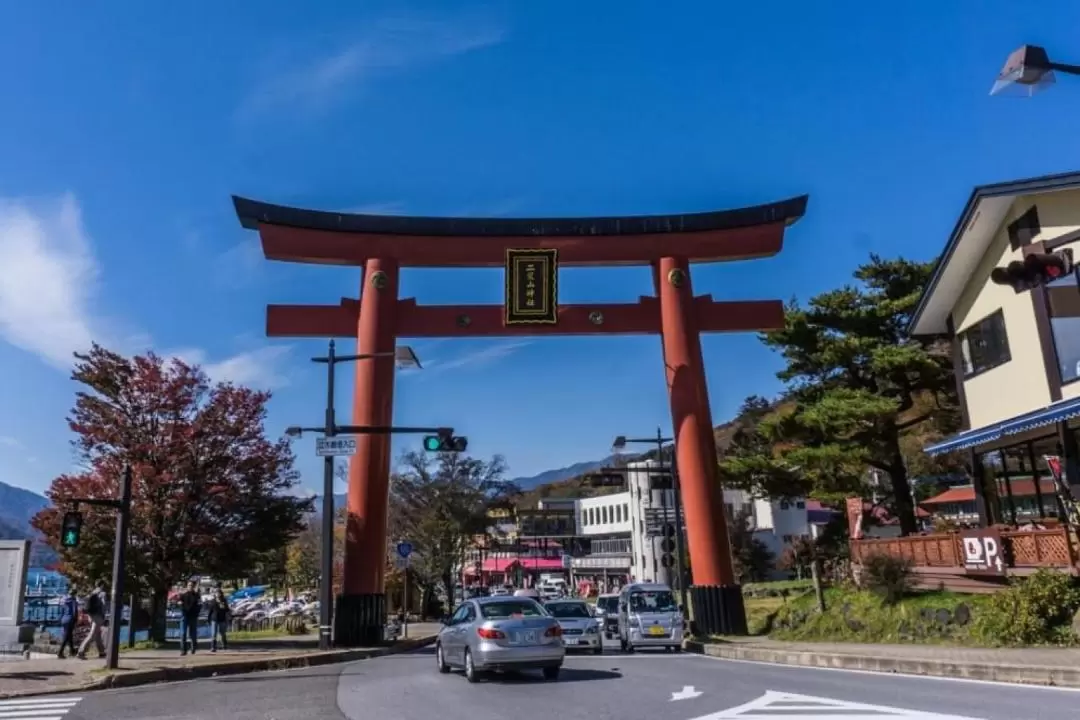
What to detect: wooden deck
<box><xmin>850</xmin><ymin>527</ymin><xmax>1078</xmax><ymax>593</ymax></box>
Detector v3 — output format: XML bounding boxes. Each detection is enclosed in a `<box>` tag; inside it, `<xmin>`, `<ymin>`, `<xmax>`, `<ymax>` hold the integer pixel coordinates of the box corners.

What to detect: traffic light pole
<box><xmin>106</xmin><ymin>466</ymin><xmax>132</xmax><ymax>670</ymax></box>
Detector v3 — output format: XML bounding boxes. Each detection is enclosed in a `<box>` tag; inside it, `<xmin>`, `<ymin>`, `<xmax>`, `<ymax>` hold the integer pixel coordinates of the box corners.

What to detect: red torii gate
<box><xmin>233</xmin><ymin>194</ymin><xmax>808</xmax><ymax>645</ymax></box>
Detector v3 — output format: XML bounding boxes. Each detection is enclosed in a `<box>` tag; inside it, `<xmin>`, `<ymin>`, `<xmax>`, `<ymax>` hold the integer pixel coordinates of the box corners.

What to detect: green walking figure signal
<box><xmin>61</xmin><ymin>511</ymin><xmax>83</xmax><ymax>547</ymax></box>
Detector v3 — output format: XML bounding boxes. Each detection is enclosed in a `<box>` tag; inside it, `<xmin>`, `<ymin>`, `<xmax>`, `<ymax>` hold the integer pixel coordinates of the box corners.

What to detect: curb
<box><xmin>684</xmin><ymin>640</ymin><xmax>1080</xmax><ymax>688</ymax></box>
<box><xmin>0</xmin><ymin>635</ymin><xmax>437</xmax><ymax>699</ymax></box>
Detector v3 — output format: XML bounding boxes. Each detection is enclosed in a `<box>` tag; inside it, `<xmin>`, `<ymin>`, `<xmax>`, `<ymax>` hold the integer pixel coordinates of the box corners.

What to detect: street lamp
<box><xmin>612</xmin><ymin>428</ymin><xmax>689</xmax><ymax>612</ymax></box>
<box><xmin>990</xmin><ymin>45</ymin><xmax>1080</xmax><ymax>96</ymax></box>
<box><xmin>300</xmin><ymin>341</ymin><xmax>421</xmax><ymax>651</ymax></box>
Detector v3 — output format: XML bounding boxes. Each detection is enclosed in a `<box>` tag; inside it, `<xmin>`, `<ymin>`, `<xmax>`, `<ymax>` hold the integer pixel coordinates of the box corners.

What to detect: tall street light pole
<box><xmin>612</xmin><ymin>429</ymin><xmax>689</xmax><ymax>613</ymax></box>
<box><xmin>302</xmin><ymin>342</ymin><xmax>422</xmax><ymax>651</ymax></box>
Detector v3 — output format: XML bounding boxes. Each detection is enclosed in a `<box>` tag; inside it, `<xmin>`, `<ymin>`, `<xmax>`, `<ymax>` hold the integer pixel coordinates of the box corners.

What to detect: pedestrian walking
<box><xmin>77</xmin><ymin>580</ymin><xmax>107</xmax><ymax>660</ymax></box>
<box><xmin>56</xmin><ymin>586</ymin><xmax>79</xmax><ymax>659</ymax></box>
<box><xmin>206</xmin><ymin>587</ymin><xmax>230</xmax><ymax>652</ymax></box>
<box><xmin>179</xmin><ymin>581</ymin><xmax>202</xmax><ymax>655</ymax></box>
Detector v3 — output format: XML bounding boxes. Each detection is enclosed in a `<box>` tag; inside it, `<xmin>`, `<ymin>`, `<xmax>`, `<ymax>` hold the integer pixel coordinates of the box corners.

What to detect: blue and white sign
<box><xmin>560</xmin><ymin>554</ymin><xmax>572</xmax><ymax>570</ymax></box>
<box><xmin>396</xmin><ymin>541</ymin><xmax>413</xmax><ymax>559</ymax></box>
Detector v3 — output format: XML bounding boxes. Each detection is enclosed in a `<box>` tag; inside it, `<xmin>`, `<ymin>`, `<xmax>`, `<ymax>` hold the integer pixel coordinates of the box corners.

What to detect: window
<box><xmin>959</xmin><ymin>310</ymin><xmax>1011</xmax><ymax>377</ymax></box>
<box><xmin>602</xmin><ymin>506</ymin><xmax>609</xmax><ymax>524</ymax></box>
<box><xmin>623</xmin><ymin>503</ymin><xmax>629</xmax><ymax>521</ymax></box>
<box><xmin>780</xmin><ymin>501</ymin><xmax>790</xmax><ymax>510</ymax></box>
<box><xmin>796</xmin><ymin>501</ymin><xmax>805</xmax><ymax>509</ymax></box>
<box><xmin>1048</xmin><ymin>270</ymin><xmax>1080</xmax><ymax>384</ymax></box>
<box><xmin>1008</xmin><ymin>205</ymin><xmax>1041</xmax><ymax>251</ymax></box>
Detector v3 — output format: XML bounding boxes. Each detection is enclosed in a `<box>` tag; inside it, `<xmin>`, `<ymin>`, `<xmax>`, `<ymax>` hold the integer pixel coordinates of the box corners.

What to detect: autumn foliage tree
<box><xmin>32</xmin><ymin>344</ymin><xmax>311</xmax><ymax>640</ymax></box>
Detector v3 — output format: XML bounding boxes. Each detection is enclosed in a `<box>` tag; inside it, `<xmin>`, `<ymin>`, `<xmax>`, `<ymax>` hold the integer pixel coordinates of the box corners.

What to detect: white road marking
<box><xmin>691</xmin><ymin>650</ymin><xmax>1080</xmax><ymax>694</ymax></box>
<box><xmin>694</xmin><ymin>690</ymin><xmax>984</xmax><ymax>719</ymax></box>
<box><xmin>671</xmin><ymin>685</ymin><xmax>702</xmax><ymax>701</ymax></box>
<box><xmin>0</xmin><ymin>696</ymin><xmax>81</xmax><ymax>720</ymax></box>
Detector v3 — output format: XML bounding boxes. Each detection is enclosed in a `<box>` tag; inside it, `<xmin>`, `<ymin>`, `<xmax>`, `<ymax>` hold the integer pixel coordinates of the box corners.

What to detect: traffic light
<box><xmin>422</xmin><ymin>434</ymin><xmax>468</xmax><ymax>452</ymax></box>
<box><xmin>61</xmin><ymin>511</ymin><xmax>82</xmax><ymax>548</ymax></box>
<box><xmin>584</xmin><ymin>471</ymin><xmax>624</xmax><ymax>487</ymax></box>
<box><xmin>659</xmin><ymin>524</ymin><xmax>676</xmax><ymax>570</ymax></box>
<box><xmin>990</xmin><ymin>249</ymin><xmax>1074</xmax><ymax>292</ymax></box>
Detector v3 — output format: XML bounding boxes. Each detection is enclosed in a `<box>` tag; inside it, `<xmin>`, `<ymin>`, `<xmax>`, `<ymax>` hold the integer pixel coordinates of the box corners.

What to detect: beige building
<box><xmin>911</xmin><ymin>171</ymin><xmax>1080</xmax><ymax>525</ymax></box>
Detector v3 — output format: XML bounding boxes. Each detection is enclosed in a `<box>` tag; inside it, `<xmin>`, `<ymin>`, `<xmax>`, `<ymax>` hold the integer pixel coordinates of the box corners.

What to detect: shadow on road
<box><xmin>478</xmin><ymin>668</ymin><xmax>622</xmax><ymax>684</ymax></box>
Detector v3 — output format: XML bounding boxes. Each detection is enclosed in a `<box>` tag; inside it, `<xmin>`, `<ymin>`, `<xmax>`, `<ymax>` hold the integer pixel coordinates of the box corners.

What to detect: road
<box><xmin>25</xmin><ymin>635</ymin><xmax>1079</xmax><ymax>720</ymax></box>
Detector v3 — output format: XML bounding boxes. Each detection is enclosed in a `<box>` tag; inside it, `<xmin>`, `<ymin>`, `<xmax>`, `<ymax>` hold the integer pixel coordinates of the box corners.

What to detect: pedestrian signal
<box><xmin>61</xmin><ymin>511</ymin><xmax>82</xmax><ymax>548</ymax></box>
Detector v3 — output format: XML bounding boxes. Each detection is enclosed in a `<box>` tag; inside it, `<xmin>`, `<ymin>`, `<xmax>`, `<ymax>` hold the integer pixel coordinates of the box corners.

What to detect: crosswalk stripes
<box><xmin>0</xmin><ymin>696</ymin><xmax>82</xmax><ymax>720</ymax></box>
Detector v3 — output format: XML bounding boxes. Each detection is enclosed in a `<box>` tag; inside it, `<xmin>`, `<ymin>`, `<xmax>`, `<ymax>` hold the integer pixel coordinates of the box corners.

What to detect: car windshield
<box><xmin>545</xmin><ymin>602</ymin><xmax>591</xmax><ymax>618</ymax></box>
<box><xmin>597</xmin><ymin>596</ymin><xmax>619</xmax><ymax>613</ymax></box>
<box><xmin>480</xmin><ymin>600</ymin><xmax>545</xmax><ymax>619</ymax></box>
<box><xmin>629</xmin><ymin>590</ymin><xmax>678</xmax><ymax>613</ymax></box>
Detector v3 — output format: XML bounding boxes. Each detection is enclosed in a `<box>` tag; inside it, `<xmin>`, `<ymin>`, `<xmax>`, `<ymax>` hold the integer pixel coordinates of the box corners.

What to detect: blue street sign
<box><xmin>396</xmin><ymin>541</ymin><xmax>413</xmax><ymax>559</ymax></box>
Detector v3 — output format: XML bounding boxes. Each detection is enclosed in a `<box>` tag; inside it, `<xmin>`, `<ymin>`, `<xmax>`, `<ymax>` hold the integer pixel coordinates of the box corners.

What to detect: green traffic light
<box><xmin>423</xmin><ymin>436</ymin><xmax>442</xmax><ymax>452</ymax></box>
<box><xmin>62</xmin><ymin>530</ymin><xmax>78</xmax><ymax>547</ymax></box>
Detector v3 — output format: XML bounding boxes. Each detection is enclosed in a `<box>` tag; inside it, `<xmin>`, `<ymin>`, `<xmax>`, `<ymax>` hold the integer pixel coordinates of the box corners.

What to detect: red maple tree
<box><xmin>32</xmin><ymin>344</ymin><xmax>311</xmax><ymax>639</ymax></box>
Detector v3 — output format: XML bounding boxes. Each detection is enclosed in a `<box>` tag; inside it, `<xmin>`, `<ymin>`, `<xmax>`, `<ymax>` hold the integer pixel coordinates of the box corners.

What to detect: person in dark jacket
<box><xmin>205</xmin><ymin>588</ymin><xmax>230</xmax><ymax>652</ymax></box>
<box><xmin>57</xmin><ymin>587</ymin><xmax>79</xmax><ymax>659</ymax></box>
<box><xmin>178</xmin><ymin>581</ymin><xmax>202</xmax><ymax>655</ymax></box>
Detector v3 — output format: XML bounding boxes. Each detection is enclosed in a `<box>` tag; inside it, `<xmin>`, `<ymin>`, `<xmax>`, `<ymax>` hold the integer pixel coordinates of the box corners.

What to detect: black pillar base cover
<box><xmin>689</xmin><ymin>584</ymin><xmax>747</xmax><ymax>636</ymax></box>
<box><xmin>334</xmin><ymin>593</ymin><xmax>386</xmax><ymax>647</ymax></box>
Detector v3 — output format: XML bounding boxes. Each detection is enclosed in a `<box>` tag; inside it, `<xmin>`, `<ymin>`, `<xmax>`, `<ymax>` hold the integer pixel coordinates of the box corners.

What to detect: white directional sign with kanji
<box><xmin>316</xmin><ymin>437</ymin><xmax>357</xmax><ymax>457</ymax></box>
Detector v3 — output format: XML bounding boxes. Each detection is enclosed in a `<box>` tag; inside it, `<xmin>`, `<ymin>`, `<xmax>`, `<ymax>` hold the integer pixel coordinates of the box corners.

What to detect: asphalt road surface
<box><xmin>41</xmin><ymin>635</ymin><xmax>1080</xmax><ymax>720</ymax></box>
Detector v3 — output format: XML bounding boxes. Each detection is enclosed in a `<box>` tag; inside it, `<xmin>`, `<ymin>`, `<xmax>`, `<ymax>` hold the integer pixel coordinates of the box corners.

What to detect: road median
<box><xmin>1</xmin><ymin>634</ymin><xmax>437</xmax><ymax>699</ymax></box>
<box><xmin>684</xmin><ymin>638</ymin><xmax>1080</xmax><ymax>688</ymax></box>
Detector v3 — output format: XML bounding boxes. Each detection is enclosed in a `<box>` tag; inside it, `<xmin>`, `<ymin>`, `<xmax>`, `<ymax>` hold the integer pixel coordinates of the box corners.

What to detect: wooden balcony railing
<box><xmin>850</xmin><ymin>527</ymin><xmax>1077</xmax><ymax>570</ymax></box>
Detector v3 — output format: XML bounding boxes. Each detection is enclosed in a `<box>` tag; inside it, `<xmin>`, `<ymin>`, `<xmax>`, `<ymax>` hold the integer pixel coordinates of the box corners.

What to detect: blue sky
<box><xmin>2</xmin><ymin>0</ymin><xmax>1080</xmax><ymax>497</ymax></box>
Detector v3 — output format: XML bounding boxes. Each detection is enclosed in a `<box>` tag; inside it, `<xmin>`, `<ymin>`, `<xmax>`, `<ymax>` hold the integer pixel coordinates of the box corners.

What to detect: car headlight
<box><xmin>585</xmin><ymin>624</ymin><xmax>598</xmax><ymax>634</ymax></box>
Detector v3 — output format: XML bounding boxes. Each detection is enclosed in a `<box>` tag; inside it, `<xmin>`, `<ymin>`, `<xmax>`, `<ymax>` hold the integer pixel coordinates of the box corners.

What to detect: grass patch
<box><xmin>743</xmin><ymin>579</ymin><xmax>813</xmax><ymax>594</ymax></box>
<box><xmin>229</xmin><ymin>628</ymin><xmax>298</xmax><ymax>641</ymax></box>
<box><xmin>745</xmin><ymin>595</ymin><xmax>789</xmax><ymax>635</ymax></box>
<box><xmin>770</xmin><ymin>587</ymin><xmax>993</xmax><ymax>645</ymax></box>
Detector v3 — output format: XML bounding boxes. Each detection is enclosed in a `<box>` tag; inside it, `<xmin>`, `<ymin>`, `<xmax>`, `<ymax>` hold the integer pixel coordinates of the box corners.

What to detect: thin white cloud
<box><xmin>0</xmin><ymin>193</ymin><xmax>289</xmax><ymax>387</ymax></box>
<box><xmin>0</xmin><ymin>435</ymin><xmax>22</xmax><ymax>448</ymax></box>
<box><xmin>0</xmin><ymin>194</ymin><xmax>102</xmax><ymax>370</ymax></box>
<box><xmin>423</xmin><ymin>341</ymin><xmax>531</xmax><ymax>375</ymax></box>
<box><xmin>171</xmin><ymin>345</ymin><xmax>293</xmax><ymax>390</ymax></box>
<box><xmin>238</xmin><ymin>15</ymin><xmax>506</xmax><ymax>119</ymax></box>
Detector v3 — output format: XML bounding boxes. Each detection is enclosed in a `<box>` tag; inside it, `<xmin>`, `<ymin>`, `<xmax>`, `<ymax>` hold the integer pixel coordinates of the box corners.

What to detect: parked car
<box><xmin>594</xmin><ymin>593</ymin><xmax>620</xmax><ymax>639</ymax></box>
<box><xmin>436</xmin><ymin>596</ymin><xmax>564</xmax><ymax>682</ymax></box>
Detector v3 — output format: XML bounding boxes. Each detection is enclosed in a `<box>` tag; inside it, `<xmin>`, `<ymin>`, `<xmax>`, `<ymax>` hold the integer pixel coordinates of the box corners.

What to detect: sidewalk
<box><xmin>686</xmin><ymin>636</ymin><xmax>1080</xmax><ymax>687</ymax></box>
<box><xmin>0</xmin><ymin>623</ymin><xmax>441</xmax><ymax>699</ymax></box>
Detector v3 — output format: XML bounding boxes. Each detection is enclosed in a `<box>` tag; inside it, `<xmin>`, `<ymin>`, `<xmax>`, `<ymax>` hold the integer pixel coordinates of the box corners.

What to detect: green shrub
<box><xmin>861</xmin><ymin>553</ymin><xmax>915</xmax><ymax>605</ymax></box>
<box><xmin>972</xmin><ymin>570</ymin><xmax>1080</xmax><ymax>647</ymax></box>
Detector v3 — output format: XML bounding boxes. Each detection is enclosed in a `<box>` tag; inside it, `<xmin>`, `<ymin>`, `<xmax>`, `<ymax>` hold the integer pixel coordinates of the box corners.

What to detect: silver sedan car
<box><xmin>436</xmin><ymin>596</ymin><xmax>565</xmax><ymax>682</ymax></box>
<box><xmin>543</xmin><ymin>599</ymin><xmax>602</xmax><ymax>654</ymax></box>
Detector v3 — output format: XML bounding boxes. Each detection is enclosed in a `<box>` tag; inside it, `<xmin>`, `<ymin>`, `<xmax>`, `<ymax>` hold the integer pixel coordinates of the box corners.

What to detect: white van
<box><xmin>617</xmin><ymin>582</ymin><xmax>683</xmax><ymax>653</ymax></box>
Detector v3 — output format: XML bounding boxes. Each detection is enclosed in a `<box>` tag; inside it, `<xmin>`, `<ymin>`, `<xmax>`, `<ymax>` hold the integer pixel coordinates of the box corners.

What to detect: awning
<box><xmin>924</xmin><ymin>396</ymin><xmax>1080</xmax><ymax>456</ymax></box>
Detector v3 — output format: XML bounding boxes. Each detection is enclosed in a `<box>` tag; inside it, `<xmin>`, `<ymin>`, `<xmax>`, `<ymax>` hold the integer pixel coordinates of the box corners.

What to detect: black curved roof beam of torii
<box><xmin>232</xmin><ymin>194</ymin><xmax>809</xmax><ymax>268</ymax></box>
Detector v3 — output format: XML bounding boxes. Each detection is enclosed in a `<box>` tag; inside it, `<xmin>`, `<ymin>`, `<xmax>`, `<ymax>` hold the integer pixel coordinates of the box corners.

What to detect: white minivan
<box><xmin>617</xmin><ymin>582</ymin><xmax>683</xmax><ymax>653</ymax></box>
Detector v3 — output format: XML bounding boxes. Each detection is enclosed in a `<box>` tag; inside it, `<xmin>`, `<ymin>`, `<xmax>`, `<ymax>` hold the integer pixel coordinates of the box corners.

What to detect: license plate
<box><xmin>648</xmin><ymin>626</ymin><xmax>665</xmax><ymax>636</ymax></box>
<box><xmin>513</xmin><ymin>631</ymin><xmax>537</xmax><ymax>645</ymax></box>
<box><xmin>577</xmin><ymin>640</ymin><xmax>589</xmax><ymax>645</ymax></box>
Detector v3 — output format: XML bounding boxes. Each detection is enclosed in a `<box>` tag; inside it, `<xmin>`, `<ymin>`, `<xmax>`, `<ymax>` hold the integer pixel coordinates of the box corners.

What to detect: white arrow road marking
<box><xmin>0</xmin><ymin>696</ymin><xmax>83</xmax><ymax>720</ymax></box>
<box><xmin>671</xmin><ymin>685</ymin><xmax>703</xmax><ymax>701</ymax></box>
<box><xmin>687</xmin><ymin>690</ymin><xmax>985</xmax><ymax>719</ymax></box>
